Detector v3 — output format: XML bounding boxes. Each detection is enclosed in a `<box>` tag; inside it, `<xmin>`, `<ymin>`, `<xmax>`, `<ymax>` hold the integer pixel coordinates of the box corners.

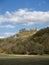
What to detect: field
<box><xmin>0</xmin><ymin>55</ymin><xmax>49</xmax><ymax>65</ymax></box>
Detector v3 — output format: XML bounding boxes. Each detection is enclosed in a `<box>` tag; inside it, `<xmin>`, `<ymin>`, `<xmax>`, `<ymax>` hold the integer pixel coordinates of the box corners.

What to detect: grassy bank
<box><xmin>0</xmin><ymin>55</ymin><xmax>49</xmax><ymax>65</ymax></box>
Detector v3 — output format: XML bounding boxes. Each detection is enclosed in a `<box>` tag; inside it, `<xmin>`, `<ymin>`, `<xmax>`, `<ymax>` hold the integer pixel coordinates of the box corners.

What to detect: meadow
<box><xmin>0</xmin><ymin>55</ymin><xmax>49</xmax><ymax>65</ymax></box>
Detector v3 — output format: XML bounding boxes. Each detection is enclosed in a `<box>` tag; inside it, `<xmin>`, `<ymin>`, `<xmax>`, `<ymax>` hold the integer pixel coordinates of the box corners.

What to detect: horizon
<box><xmin>0</xmin><ymin>0</ymin><xmax>49</xmax><ymax>38</ymax></box>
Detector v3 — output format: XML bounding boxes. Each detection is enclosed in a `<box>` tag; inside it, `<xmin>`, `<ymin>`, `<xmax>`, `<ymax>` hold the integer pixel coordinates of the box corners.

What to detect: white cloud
<box><xmin>0</xmin><ymin>25</ymin><xmax>15</xmax><ymax>28</ymax></box>
<box><xmin>0</xmin><ymin>9</ymin><xmax>49</xmax><ymax>25</ymax></box>
<box><xmin>0</xmin><ymin>36</ymin><xmax>5</xmax><ymax>38</ymax></box>
<box><xmin>0</xmin><ymin>32</ymin><xmax>16</xmax><ymax>38</ymax></box>
<box><xmin>4</xmin><ymin>32</ymin><xmax>16</xmax><ymax>37</ymax></box>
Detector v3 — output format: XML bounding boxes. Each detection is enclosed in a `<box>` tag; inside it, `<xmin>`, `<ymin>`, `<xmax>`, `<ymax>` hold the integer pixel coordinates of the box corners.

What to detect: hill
<box><xmin>0</xmin><ymin>27</ymin><xmax>49</xmax><ymax>55</ymax></box>
<box><xmin>31</xmin><ymin>27</ymin><xmax>49</xmax><ymax>54</ymax></box>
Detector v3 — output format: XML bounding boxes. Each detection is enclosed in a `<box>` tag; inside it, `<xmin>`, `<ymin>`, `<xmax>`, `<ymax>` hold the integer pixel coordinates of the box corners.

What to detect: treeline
<box><xmin>0</xmin><ymin>27</ymin><xmax>49</xmax><ymax>55</ymax></box>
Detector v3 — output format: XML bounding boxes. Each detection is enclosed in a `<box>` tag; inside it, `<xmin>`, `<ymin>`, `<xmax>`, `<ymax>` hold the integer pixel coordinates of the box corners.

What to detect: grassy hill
<box><xmin>0</xmin><ymin>27</ymin><xmax>49</xmax><ymax>55</ymax></box>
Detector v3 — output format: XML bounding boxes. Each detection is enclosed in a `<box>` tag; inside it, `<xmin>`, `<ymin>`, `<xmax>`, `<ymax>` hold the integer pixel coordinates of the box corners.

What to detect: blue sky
<box><xmin>0</xmin><ymin>0</ymin><xmax>49</xmax><ymax>38</ymax></box>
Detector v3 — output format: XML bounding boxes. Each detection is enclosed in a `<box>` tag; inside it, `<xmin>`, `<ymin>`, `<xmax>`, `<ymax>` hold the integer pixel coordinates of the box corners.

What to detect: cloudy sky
<box><xmin>0</xmin><ymin>0</ymin><xmax>49</xmax><ymax>38</ymax></box>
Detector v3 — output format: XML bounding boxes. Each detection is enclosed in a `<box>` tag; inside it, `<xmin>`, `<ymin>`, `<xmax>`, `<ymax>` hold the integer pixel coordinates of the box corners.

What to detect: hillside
<box><xmin>0</xmin><ymin>28</ymin><xmax>37</xmax><ymax>54</ymax></box>
<box><xmin>31</xmin><ymin>27</ymin><xmax>49</xmax><ymax>54</ymax></box>
<box><xmin>0</xmin><ymin>27</ymin><xmax>49</xmax><ymax>55</ymax></box>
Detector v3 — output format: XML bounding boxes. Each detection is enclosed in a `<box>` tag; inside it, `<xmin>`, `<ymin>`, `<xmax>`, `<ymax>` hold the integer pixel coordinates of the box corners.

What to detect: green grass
<box><xmin>0</xmin><ymin>55</ymin><xmax>49</xmax><ymax>65</ymax></box>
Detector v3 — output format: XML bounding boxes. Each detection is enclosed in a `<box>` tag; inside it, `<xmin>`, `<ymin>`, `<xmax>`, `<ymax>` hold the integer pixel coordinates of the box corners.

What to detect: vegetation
<box><xmin>0</xmin><ymin>27</ymin><xmax>49</xmax><ymax>55</ymax></box>
<box><xmin>0</xmin><ymin>55</ymin><xmax>49</xmax><ymax>65</ymax></box>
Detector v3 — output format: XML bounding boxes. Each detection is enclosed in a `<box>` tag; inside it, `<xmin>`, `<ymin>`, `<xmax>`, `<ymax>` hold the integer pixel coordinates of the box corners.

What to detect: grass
<box><xmin>0</xmin><ymin>55</ymin><xmax>49</xmax><ymax>65</ymax></box>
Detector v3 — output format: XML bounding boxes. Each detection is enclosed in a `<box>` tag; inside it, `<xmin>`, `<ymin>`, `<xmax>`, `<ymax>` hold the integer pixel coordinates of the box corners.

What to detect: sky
<box><xmin>0</xmin><ymin>0</ymin><xmax>49</xmax><ymax>38</ymax></box>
